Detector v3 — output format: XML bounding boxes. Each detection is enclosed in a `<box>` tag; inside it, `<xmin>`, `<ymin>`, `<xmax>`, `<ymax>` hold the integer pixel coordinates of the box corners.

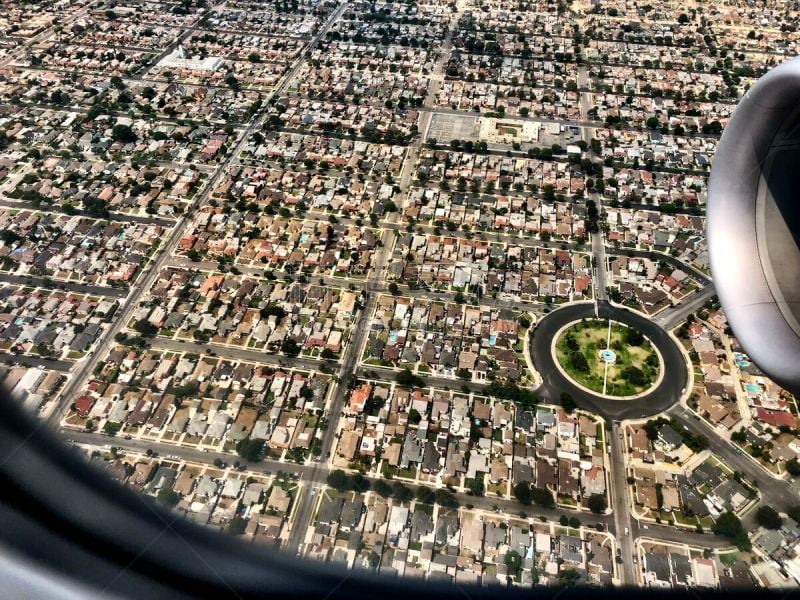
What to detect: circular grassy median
<box><xmin>554</xmin><ymin>319</ymin><xmax>661</xmax><ymax>397</ymax></box>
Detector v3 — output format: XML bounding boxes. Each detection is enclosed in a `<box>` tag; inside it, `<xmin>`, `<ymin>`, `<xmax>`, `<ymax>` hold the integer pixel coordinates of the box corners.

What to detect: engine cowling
<box><xmin>708</xmin><ymin>57</ymin><xmax>800</xmax><ymax>393</ymax></box>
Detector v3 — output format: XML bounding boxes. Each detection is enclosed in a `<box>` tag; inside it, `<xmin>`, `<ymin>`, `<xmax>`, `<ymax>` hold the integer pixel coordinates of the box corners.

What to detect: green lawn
<box><xmin>555</xmin><ymin>319</ymin><xmax>660</xmax><ymax>396</ymax></box>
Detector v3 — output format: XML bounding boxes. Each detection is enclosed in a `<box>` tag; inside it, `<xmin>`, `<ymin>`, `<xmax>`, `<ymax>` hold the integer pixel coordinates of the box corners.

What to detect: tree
<box><xmin>570</xmin><ymin>351</ymin><xmax>589</xmax><ymax>372</ymax></box>
<box><xmin>565</xmin><ymin>334</ymin><xmax>579</xmax><ymax>352</ymax></box>
<box><xmin>326</xmin><ymin>469</ymin><xmax>349</xmax><ymax>491</ymax></box>
<box><xmin>560</xmin><ymin>392</ymin><xmax>577</xmax><ymax>414</ymax></box>
<box><xmin>756</xmin><ymin>506</ymin><xmax>783</xmax><ymax>530</ymax></box>
<box><xmin>622</xmin><ymin>365</ymin><xmax>647</xmax><ymax>387</ymax></box>
<box><xmin>396</xmin><ymin>368</ymin><xmax>423</xmax><ymax>388</ymax></box>
<box><xmin>713</xmin><ymin>512</ymin><xmax>742</xmax><ymax>538</ymax></box>
<box><xmin>280</xmin><ymin>338</ymin><xmax>301</xmax><ymax>356</ymax></box>
<box><xmin>712</xmin><ymin>511</ymin><xmax>750</xmax><ymax>550</ymax></box>
<box><xmin>236</xmin><ymin>438</ymin><xmax>264</xmax><ymax>462</ymax></box>
<box><xmin>388</xmin><ymin>282</ymin><xmax>399</xmax><ymax>295</ymax></box>
<box><xmin>531</xmin><ymin>487</ymin><xmax>555</xmax><ymax>509</ymax></box>
<box><xmin>103</xmin><ymin>421</ymin><xmax>121</xmax><ymax>436</ymax></box>
<box><xmin>112</xmin><ymin>124</ymin><xmax>137</xmax><ymax>143</ymax></box>
<box><xmin>416</xmin><ymin>486</ymin><xmax>435</xmax><ymax>504</ymax></box>
<box><xmin>350</xmin><ymin>473</ymin><xmax>370</xmax><ymax>493</ymax></box>
<box><xmin>466</xmin><ymin>477</ymin><xmax>484</xmax><ymax>496</ymax></box>
<box><xmin>224</xmin><ymin>74</ymin><xmax>241</xmax><ymax>92</ymax></box>
<box><xmin>484</xmin><ymin>381</ymin><xmax>537</xmax><ymax>409</ymax></box>
<box><xmin>156</xmin><ymin>488</ymin><xmax>180</xmax><ymax>507</ymax></box>
<box><xmin>167</xmin><ymin>382</ymin><xmax>198</xmax><ymax>400</ymax></box>
<box><xmin>392</xmin><ymin>482</ymin><xmax>413</xmax><ymax>503</ymax></box>
<box><xmin>625</xmin><ymin>327</ymin><xmax>645</xmax><ymax>346</ymax></box>
<box><xmin>0</xmin><ymin>230</ymin><xmax>21</xmax><ymax>245</ymax></box>
<box><xmin>588</xmin><ymin>494</ymin><xmax>607</xmax><ymax>514</ymax></box>
<box><xmin>787</xmin><ymin>459</ymin><xmax>800</xmax><ymax>476</ymax></box>
<box><xmin>504</xmin><ymin>550</ymin><xmax>522</xmax><ymax>576</ymax></box>
<box><xmin>513</xmin><ymin>482</ymin><xmax>532</xmax><ymax>505</ymax></box>
<box><xmin>132</xmin><ymin>318</ymin><xmax>157</xmax><ymax>337</ymax></box>
<box><xmin>686</xmin><ymin>432</ymin><xmax>709</xmax><ymax>453</ymax></box>
<box><xmin>260</xmin><ymin>303</ymin><xmax>287</xmax><ymax>323</ymax></box>
<box><xmin>373</xmin><ymin>480</ymin><xmax>392</xmax><ymax>498</ymax></box>
<box><xmin>435</xmin><ymin>489</ymin><xmax>459</xmax><ymax>508</ymax></box>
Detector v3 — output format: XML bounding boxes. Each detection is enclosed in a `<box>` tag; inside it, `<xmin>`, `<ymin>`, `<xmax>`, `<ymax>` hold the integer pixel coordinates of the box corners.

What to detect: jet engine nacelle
<box><xmin>708</xmin><ymin>57</ymin><xmax>800</xmax><ymax>393</ymax></box>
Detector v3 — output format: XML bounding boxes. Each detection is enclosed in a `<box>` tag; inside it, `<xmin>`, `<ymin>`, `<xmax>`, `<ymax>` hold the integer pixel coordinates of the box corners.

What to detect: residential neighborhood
<box><xmin>1</xmin><ymin>0</ymin><xmax>800</xmax><ymax>592</ymax></box>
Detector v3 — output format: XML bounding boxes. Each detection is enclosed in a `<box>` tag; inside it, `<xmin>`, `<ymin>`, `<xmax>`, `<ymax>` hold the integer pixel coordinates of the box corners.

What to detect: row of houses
<box><xmin>134</xmin><ymin>268</ymin><xmax>359</xmax><ymax>358</ymax></box>
<box><xmin>363</xmin><ymin>295</ymin><xmax>528</xmax><ymax>382</ymax></box>
<box><xmin>307</xmin><ymin>490</ymin><xmax>616</xmax><ymax>586</ymax></box>
<box><xmin>335</xmin><ymin>383</ymin><xmax>608</xmax><ymax>512</ymax></box>
<box><xmin>390</xmin><ymin>233</ymin><xmax>593</xmax><ymax>301</ymax></box>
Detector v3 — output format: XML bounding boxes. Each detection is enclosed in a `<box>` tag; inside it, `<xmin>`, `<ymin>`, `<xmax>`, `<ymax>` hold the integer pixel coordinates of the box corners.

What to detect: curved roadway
<box><xmin>530</xmin><ymin>301</ymin><xmax>688</xmax><ymax>421</ymax></box>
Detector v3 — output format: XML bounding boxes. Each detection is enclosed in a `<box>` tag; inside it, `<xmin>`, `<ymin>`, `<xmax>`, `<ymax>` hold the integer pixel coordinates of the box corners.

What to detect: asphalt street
<box><xmin>654</xmin><ymin>284</ymin><xmax>716</xmax><ymax>330</ymax></box>
<box><xmin>0</xmin><ymin>353</ymin><xmax>73</xmax><ymax>372</ymax></box>
<box><xmin>530</xmin><ymin>301</ymin><xmax>689</xmax><ymax>421</ymax></box>
<box><xmin>668</xmin><ymin>404</ymin><xmax>800</xmax><ymax>520</ymax></box>
<box><xmin>0</xmin><ymin>196</ymin><xmax>177</xmax><ymax>228</ymax></box>
<box><xmin>609</xmin><ymin>423</ymin><xmax>636</xmax><ymax>585</ymax></box>
<box><xmin>42</xmin><ymin>0</ymin><xmax>346</xmax><ymax>430</ymax></box>
<box><xmin>13</xmin><ymin>0</ymin><xmax>738</xmax><ymax>576</ymax></box>
<box><xmin>149</xmin><ymin>337</ymin><xmax>327</xmax><ymax>373</ymax></box>
<box><xmin>0</xmin><ymin>273</ymin><xmax>129</xmax><ymax>299</ymax></box>
<box><xmin>607</xmin><ymin>247</ymin><xmax>712</xmax><ymax>286</ymax></box>
<box><xmin>64</xmin><ymin>424</ymin><xmax>730</xmax><ymax>553</ymax></box>
<box><xmin>67</xmin><ymin>429</ymin><xmax>611</xmax><ymax>526</ymax></box>
<box><xmin>0</xmin><ymin>0</ymin><xmax>761</xmax><ymax>591</ymax></box>
<box><xmin>591</xmin><ymin>230</ymin><xmax>609</xmax><ymax>302</ymax></box>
